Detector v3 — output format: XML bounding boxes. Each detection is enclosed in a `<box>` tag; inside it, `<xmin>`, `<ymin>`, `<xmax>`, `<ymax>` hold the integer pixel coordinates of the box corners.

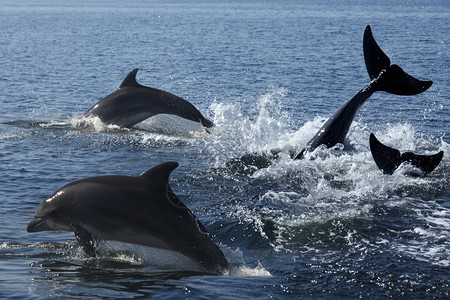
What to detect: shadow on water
<box><xmin>0</xmin><ymin>241</ymin><xmax>205</xmax><ymax>298</ymax></box>
<box><xmin>0</xmin><ymin>239</ymin><xmax>214</xmax><ymax>298</ymax></box>
<box><xmin>29</xmin><ymin>259</ymin><xmax>203</xmax><ymax>298</ymax></box>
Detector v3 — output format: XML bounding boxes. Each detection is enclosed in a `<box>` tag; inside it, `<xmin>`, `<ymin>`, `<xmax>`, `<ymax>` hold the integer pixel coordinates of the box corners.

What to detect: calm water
<box><xmin>1</xmin><ymin>0</ymin><xmax>449</xmax><ymax>298</ymax></box>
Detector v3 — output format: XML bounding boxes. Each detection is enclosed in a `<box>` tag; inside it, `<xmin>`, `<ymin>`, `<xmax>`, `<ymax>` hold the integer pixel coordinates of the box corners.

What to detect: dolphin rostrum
<box><xmin>27</xmin><ymin>161</ymin><xmax>228</xmax><ymax>274</ymax></box>
<box><xmin>294</xmin><ymin>26</ymin><xmax>432</xmax><ymax>159</ymax></box>
<box><xmin>369</xmin><ymin>133</ymin><xmax>444</xmax><ymax>175</ymax></box>
<box><xmin>83</xmin><ymin>68</ymin><xmax>214</xmax><ymax>129</ymax></box>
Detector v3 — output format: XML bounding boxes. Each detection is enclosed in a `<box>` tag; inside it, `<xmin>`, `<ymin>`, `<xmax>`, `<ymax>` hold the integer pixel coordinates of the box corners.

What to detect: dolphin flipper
<box><xmin>363</xmin><ymin>25</ymin><xmax>433</xmax><ymax>95</ymax></box>
<box><xmin>73</xmin><ymin>225</ymin><xmax>99</xmax><ymax>257</ymax></box>
<box><xmin>369</xmin><ymin>133</ymin><xmax>444</xmax><ymax>175</ymax></box>
<box><xmin>200</xmin><ymin>118</ymin><xmax>214</xmax><ymax>130</ymax></box>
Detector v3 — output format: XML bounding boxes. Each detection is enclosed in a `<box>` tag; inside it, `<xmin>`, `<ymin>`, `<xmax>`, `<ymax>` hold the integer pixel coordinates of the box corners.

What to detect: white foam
<box><xmin>37</xmin><ymin>120</ymin><xmax>69</xmax><ymax>127</ymax></box>
<box><xmin>206</xmin><ymin>88</ymin><xmax>298</xmax><ymax>167</ymax></box>
<box><xmin>224</xmin><ymin>261</ymin><xmax>272</xmax><ymax>277</ymax></box>
<box><xmin>70</xmin><ymin>115</ymin><xmax>124</xmax><ymax>132</ymax></box>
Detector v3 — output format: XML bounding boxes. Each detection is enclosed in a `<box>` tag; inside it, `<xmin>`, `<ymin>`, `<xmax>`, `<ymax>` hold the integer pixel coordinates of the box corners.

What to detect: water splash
<box><xmin>70</xmin><ymin>115</ymin><xmax>125</xmax><ymax>132</ymax></box>
<box><xmin>204</xmin><ymin>88</ymin><xmax>303</xmax><ymax>167</ymax></box>
<box><xmin>200</xmin><ymin>90</ymin><xmax>449</xmax><ymax>260</ymax></box>
<box><xmin>225</xmin><ymin>261</ymin><xmax>272</xmax><ymax>277</ymax></box>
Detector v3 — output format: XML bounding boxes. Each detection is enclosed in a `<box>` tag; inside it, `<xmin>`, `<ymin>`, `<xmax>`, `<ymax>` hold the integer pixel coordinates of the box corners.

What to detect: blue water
<box><xmin>1</xmin><ymin>0</ymin><xmax>449</xmax><ymax>298</ymax></box>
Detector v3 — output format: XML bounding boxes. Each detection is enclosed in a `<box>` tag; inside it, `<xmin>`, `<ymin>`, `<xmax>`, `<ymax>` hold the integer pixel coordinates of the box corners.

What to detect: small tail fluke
<box><xmin>363</xmin><ymin>25</ymin><xmax>433</xmax><ymax>95</ymax></box>
<box><xmin>401</xmin><ymin>151</ymin><xmax>444</xmax><ymax>174</ymax></box>
<box><xmin>369</xmin><ymin>133</ymin><xmax>444</xmax><ymax>175</ymax></box>
<box><xmin>369</xmin><ymin>133</ymin><xmax>402</xmax><ymax>174</ymax></box>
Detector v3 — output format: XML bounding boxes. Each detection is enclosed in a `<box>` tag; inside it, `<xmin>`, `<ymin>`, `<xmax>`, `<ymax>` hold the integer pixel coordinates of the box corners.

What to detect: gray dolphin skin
<box><xmin>294</xmin><ymin>26</ymin><xmax>433</xmax><ymax>159</ymax></box>
<box><xmin>369</xmin><ymin>133</ymin><xmax>444</xmax><ymax>175</ymax></box>
<box><xmin>27</xmin><ymin>161</ymin><xmax>228</xmax><ymax>274</ymax></box>
<box><xmin>84</xmin><ymin>68</ymin><xmax>214</xmax><ymax>129</ymax></box>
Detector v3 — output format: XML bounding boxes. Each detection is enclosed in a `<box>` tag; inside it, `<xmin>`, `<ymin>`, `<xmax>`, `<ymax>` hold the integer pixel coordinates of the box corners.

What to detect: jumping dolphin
<box><xmin>27</xmin><ymin>161</ymin><xmax>228</xmax><ymax>274</ymax></box>
<box><xmin>294</xmin><ymin>26</ymin><xmax>433</xmax><ymax>159</ymax></box>
<box><xmin>83</xmin><ymin>69</ymin><xmax>214</xmax><ymax>129</ymax></box>
<box><xmin>369</xmin><ymin>133</ymin><xmax>444</xmax><ymax>175</ymax></box>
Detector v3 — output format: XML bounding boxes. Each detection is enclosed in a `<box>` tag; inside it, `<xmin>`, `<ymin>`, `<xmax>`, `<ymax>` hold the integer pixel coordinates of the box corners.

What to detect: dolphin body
<box><xmin>27</xmin><ymin>162</ymin><xmax>228</xmax><ymax>274</ymax></box>
<box><xmin>295</xmin><ymin>26</ymin><xmax>433</xmax><ymax>159</ymax></box>
<box><xmin>84</xmin><ymin>69</ymin><xmax>213</xmax><ymax>129</ymax></box>
<box><xmin>369</xmin><ymin>133</ymin><xmax>444</xmax><ymax>175</ymax></box>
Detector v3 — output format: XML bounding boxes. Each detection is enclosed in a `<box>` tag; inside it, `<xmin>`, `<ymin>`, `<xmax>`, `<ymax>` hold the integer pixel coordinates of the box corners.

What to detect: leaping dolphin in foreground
<box><xmin>84</xmin><ymin>68</ymin><xmax>214</xmax><ymax>130</ymax></box>
<box><xmin>369</xmin><ymin>133</ymin><xmax>444</xmax><ymax>175</ymax></box>
<box><xmin>295</xmin><ymin>25</ymin><xmax>433</xmax><ymax>159</ymax></box>
<box><xmin>27</xmin><ymin>162</ymin><xmax>228</xmax><ymax>274</ymax></box>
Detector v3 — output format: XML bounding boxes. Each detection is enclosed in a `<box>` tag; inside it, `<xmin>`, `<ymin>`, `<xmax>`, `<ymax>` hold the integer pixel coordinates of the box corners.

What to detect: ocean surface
<box><xmin>0</xmin><ymin>0</ymin><xmax>449</xmax><ymax>298</ymax></box>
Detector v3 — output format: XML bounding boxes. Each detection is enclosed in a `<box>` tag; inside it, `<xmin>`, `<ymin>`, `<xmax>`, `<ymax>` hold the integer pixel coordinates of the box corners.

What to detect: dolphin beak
<box><xmin>27</xmin><ymin>217</ymin><xmax>52</xmax><ymax>232</ymax></box>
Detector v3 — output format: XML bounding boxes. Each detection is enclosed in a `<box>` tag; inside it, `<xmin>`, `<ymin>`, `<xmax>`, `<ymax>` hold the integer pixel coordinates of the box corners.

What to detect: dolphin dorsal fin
<box><xmin>119</xmin><ymin>68</ymin><xmax>143</xmax><ymax>88</ymax></box>
<box><xmin>140</xmin><ymin>161</ymin><xmax>179</xmax><ymax>188</ymax></box>
<box><xmin>140</xmin><ymin>161</ymin><xmax>183</xmax><ymax>207</ymax></box>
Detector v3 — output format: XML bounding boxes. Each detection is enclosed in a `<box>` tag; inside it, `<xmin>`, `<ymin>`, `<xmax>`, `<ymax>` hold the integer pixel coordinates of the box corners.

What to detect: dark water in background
<box><xmin>0</xmin><ymin>0</ymin><xmax>449</xmax><ymax>298</ymax></box>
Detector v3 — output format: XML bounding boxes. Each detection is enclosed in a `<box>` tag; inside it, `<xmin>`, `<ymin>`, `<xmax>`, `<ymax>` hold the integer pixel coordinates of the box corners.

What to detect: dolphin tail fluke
<box><xmin>374</xmin><ymin>64</ymin><xmax>433</xmax><ymax>96</ymax></box>
<box><xmin>369</xmin><ymin>133</ymin><xmax>402</xmax><ymax>174</ymax></box>
<box><xmin>363</xmin><ymin>25</ymin><xmax>433</xmax><ymax>96</ymax></box>
<box><xmin>401</xmin><ymin>150</ymin><xmax>444</xmax><ymax>174</ymax></box>
<box><xmin>363</xmin><ymin>25</ymin><xmax>391</xmax><ymax>81</ymax></box>
<box><xmin>369</xmin><ymin>133</ymin><xmax>444</xmax><ymax>175</ymax></box>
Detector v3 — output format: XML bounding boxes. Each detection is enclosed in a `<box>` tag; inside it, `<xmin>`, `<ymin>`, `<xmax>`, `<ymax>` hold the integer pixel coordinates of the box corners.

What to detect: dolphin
<box><xmin>27</xmin><ymin>161</ymin><xmax>228</xmax><ymax>274</ymax></box>
<box><xmin>369</xmin><ymin>133</ymin><xmax>444</xmax><ymax>175</ymax></box>
<box><xmin>294</xmin><ymin>25</ymin><xmax>433</xmax><ymax>159</ymax></box>
<box><xmin>83</xmin><ymin>68</ymin><xmax>214</xmax><ymax>129</ymax></box>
